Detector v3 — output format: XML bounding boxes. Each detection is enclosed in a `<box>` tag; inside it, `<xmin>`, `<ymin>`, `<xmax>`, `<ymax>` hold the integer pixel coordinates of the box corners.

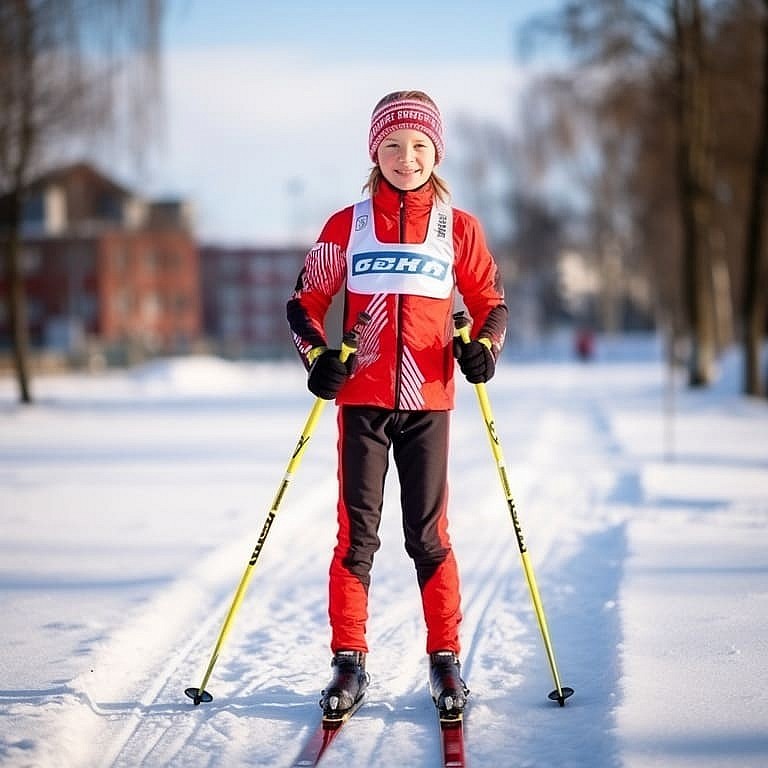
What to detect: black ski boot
<box><xmin>320</xmin><ymin>650</ymin><xmax>369</xmax><ymax>721</ymax></box>
<box><xmin>429</xmin><ymin>650</ymin><xmax>469</xmax><ymax>720</ymax></box>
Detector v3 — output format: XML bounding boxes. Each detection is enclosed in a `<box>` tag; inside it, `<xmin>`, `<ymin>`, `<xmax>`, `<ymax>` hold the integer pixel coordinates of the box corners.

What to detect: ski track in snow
<box><xmin>92</xmin><ymin>371</ymin><xmax>620</xmax><ymax>768</ymax></box>
<box><xmin>2</xmin><ymin>347</ymin><xmax>767</xmax><ymax>767</ymax></box>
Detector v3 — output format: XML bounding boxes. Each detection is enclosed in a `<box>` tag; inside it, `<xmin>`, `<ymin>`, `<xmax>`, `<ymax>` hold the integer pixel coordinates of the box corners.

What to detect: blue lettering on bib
<box><xmin>351</xmin><ymin>251</ymin><xmax>449</xmax><ymax>280</ymax></box>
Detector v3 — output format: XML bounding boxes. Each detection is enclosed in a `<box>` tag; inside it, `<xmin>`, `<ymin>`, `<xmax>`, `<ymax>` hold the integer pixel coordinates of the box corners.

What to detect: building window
<box><xmin>174</xmin><ymin>294</ymin><xmax>189</xmax><ymax>314</ymax></box>
<box><xmin>221</xmin><ymin>311</ymin><xmax>242</xmax><ymax>337</ymax></box>
<box><xmin>25</xmin><ymin>297</ymin><xmax>43</xmax><ymax>323</ymax></box>
<box><xmin>142</xmin><ymin>293</ymin><xmax>161</xmax><ymax>320</ymax></box>
<box><xmin>221</xmin><ymin>254</ymin><xmax>241</xmax><ymax>278</ymax></box>
<box><xmin>248</xmin><ymin>258</ymin><xmax>266</xmax><ymax>281</ymax></box>
<box><xmin>22</xmin><ymin>195</ymin><xmax>44</xmax><ymax>230</ymax></box>
<box><xmin>97</xmin><ymin>192</ymin><xmax>122</xmax><ymax>223</ymax></box>
<box><xmin>279</xmin><ymin>253</ymin><xmax>302</xmax><ymax>279</ymax></box>
<box><xmin>77</xmin><ymin>294</ymin><xmax>97</xmax><ymax>323</ymax></box>
<box><xmin>113</xmin><ymin>290</ymin><xmax>132</xmax><ymax>316</ymax></box>
<box><xmin>220</xmin><ymin>285</ymin><xmax>241</xmax><ymax>309</ymax></box>
<box><xmin>252</xmin><ymin>285</ymin><xmax>273</xmax><ymax>307</ymax></box>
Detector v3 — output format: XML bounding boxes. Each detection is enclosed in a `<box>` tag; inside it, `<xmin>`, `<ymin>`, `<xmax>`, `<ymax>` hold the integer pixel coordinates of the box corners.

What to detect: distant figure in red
<box><xmin>575</xmin><ymin>328</ymin><xmax>595</xmax><ymax>361</ymax></box>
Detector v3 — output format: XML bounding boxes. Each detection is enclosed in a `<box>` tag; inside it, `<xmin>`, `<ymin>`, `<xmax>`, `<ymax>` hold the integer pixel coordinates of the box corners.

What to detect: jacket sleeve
<box><xmin>286</xmin><ymin>207</ymin><xmax>352</xmax><ymax>368</ymax></box>
<box><xmin>453</xmin><ymin>210</ymin><xmax>508</xmax><ymax>360</ymax></box>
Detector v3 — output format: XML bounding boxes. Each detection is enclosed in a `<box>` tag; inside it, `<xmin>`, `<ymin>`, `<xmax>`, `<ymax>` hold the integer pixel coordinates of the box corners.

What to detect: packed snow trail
<box><xmin>1</xmin><ymin>344</ymin><xmax>766</xmax><ymax>767</ymax></box>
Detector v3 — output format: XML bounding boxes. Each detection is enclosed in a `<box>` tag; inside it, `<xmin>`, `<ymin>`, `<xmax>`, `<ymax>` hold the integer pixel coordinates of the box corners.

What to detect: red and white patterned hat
<box><xmin>368</xmin><ymin>97</ymin><xmax>445</xmax><ymax>164</ymax></box>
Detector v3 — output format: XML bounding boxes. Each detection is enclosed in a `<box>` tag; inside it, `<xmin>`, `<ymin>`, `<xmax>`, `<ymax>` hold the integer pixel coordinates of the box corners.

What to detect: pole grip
<box><xmin>453</xmin><ymin>311</ymin><xmax>472</xmax><ymax>344</ymax></box>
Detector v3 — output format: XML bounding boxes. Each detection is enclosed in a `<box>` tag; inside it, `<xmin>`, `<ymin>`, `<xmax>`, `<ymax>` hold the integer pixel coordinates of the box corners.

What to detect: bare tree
<box><xmin>742</xmin><ymin>0</ymin><xmax>768</xmax><ymax>395</ymax></box>
<box><xmin>0</xmin><ymin>0</ymin><xmax>166</xmax><ymax>404</ymax></box>
<box><xmin>517</xmin><ymin>1</ymin><xmax>768</xmax><ymax>386</ymax></box>
<box><xmin>672</xmin><ymin>0</ymin><xmax>718</xmax><ymax>386</ymax></box>
<box><xmin>452</xmin><ymin>110</ymin><xmax>572</xmax><ymax>333</ymax></box>
<box><xmin>515</xmin><ymin>5</ymin><xmax>679</xmax><ymax>332</ymax></box>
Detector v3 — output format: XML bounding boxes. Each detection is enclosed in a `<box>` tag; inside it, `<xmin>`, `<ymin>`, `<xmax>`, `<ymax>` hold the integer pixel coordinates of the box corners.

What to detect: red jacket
<box><xmin>287</xmin><ymin>180</ymin><xmax>507</xmax><ymax>410</ymax></box>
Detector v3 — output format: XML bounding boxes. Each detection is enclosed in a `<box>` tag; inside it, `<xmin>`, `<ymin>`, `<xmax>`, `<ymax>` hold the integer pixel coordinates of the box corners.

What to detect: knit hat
<box><xmin>368</xmin><ymin>97</ymin><xmax>445</xmax><ymax>164</ymax></box>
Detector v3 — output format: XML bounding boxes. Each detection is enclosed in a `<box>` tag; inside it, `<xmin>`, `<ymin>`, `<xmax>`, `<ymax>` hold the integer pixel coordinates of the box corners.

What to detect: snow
<box><xmin>1</xmin><ymin>336</ymin><xmax>766</xmax><ymax>768</ymax></box>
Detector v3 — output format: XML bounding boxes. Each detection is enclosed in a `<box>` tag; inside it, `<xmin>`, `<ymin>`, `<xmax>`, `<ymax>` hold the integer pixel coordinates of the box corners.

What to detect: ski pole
<box><xmin>185</xmin><ymin>313</ymin><xmax>369</xmax><ymax>705</ymax></box>
<box><xmin>453</xmin><ymin>311</ymin><xmax>574</xmax><ymax>706</ymax></box>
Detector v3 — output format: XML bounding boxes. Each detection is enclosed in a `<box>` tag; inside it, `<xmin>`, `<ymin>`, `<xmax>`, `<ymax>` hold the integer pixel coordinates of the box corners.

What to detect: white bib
<box><xmin>346</xmin><ymin>198</ymin><xmax>455</xmax><ymax>298</ymax></box>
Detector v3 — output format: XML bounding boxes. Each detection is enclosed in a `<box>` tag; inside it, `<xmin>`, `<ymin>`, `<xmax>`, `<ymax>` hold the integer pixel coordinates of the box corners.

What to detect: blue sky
<box><xmin>113</xmin><ymin>0</ymin><xmax>566</xmax><ymax>245</ymax></box>
<box><xmin>166</xmin><ymin>0</ymin><xmax>560</xmax><ymax>61</ymax></box>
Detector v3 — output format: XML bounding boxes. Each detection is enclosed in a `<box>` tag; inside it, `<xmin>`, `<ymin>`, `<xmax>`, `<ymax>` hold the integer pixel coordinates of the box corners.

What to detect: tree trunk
<box><xmin>672</xmin><ymin>0</ymin><xmax>717</xmax><ymax>387</ymax></box>
<box><xmin>4</xmin><ymin>0</ymin><xmax>34</xmax><ymax>403</ymax></box>
<box><xmin>3</xmin><ymin>189</ymin><xmax>32</xmax><ymax>403</ymax></box>
<box><xmin>743</xmin><ymin>0</ymin><xmax>768</xmax><ymax>397</ymax></box>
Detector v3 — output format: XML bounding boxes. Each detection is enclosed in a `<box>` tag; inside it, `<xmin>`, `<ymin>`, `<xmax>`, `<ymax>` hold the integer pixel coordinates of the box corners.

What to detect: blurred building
<box><xmin>200</xmin><ymin>245</ymin><xmax>313</xmax><ymax>359</ymax></box>
<box><xmin>0</xmin><ymin>162</ymin><xmax>200</xmax><ymax>365</ymax></box>
<box><xmin>557</xmin><ymin>248</ymin><xmax>654</xmax><ymax>333</ymax></box>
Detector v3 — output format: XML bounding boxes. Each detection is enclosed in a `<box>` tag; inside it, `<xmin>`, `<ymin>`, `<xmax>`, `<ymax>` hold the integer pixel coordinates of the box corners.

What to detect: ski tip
<box><xmin>548</xmin><ymin>686</ymin><xmax>575</xmax><ymax>706</ymax></box>
<box><xmin>184</xmin><ymin>687</ymin><xmax>213</xmax><ymax>705</ymax></box>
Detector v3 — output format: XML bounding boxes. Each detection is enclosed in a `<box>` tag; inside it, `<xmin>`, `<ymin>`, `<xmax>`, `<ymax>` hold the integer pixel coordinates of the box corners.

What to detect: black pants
<box><xmin>329</xmin><ymin>406</ymin><xmax>462</xmax><ymax>654</ymax></box>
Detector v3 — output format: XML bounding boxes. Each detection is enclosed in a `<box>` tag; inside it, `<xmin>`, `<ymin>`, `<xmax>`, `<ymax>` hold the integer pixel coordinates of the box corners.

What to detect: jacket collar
<box><xmin>373</xmin><ymin>178</ymin><xmax>435</xmax><ymax>216</ymax></box>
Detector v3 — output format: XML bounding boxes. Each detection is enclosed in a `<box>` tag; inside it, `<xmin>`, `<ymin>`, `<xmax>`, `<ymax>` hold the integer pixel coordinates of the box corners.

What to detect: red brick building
<box><xmin>200</xmin><ymin>245</ymin><xmax>313</xmax><ymax>359</ymax></box>
<box><xmin>0</xmin><ymin>163</ymin><xmax>200</xmax><ymax>363</ymax></box>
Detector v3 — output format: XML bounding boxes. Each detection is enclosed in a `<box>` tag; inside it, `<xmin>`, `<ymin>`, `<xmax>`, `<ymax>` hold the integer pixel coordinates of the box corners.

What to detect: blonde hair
<box><xmin>363</xmin><ymin>90</ymin><xmax>450</xmax><ymax>202</ymax></box>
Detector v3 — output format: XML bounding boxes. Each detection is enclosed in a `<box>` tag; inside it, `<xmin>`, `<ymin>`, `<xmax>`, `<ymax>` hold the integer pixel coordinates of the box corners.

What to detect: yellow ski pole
<box><xmin>185</xmin><ymin>314</ymin><xmax>369</xmax><ymax>705</ymax></box>
<box><xmin>453</xmin><ymin>311</ymin><xmax>574</xmax><ymax>706</ymax></box>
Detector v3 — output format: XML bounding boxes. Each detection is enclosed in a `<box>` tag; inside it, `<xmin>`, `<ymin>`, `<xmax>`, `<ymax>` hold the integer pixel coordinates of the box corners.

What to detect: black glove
<box><xmin>453</xmin><ymin>338</ymin><xmax>495</xmax><ymax>383</ymax></box>
<box><xmin>307</xmin><ymin>348</ymin><xmax>354</xmax><ymax>399</ymax></box>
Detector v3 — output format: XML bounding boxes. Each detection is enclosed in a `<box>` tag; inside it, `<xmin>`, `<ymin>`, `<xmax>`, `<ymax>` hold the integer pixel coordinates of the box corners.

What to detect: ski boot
<box><xmin>429</xmin><ymin>650</ymin><xmax>469</xmax><ymax>720</ymax></box>
<box><xmin>320</xmin><ymin>650</ymin><xmax>369</xmax><ymax>721</ymax></box>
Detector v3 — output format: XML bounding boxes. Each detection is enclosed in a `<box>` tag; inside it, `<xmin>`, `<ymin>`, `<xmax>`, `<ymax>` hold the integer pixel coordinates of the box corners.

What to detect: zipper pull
<box><xmin>399</xmin><ymin>192</ymin><xmax>406</xmax><ymax>242</ymax></box>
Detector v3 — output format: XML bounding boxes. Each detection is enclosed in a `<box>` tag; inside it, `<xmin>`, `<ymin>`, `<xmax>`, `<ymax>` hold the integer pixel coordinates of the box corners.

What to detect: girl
<box><xmin>287</xmin><ymin>90</ymin><xmax>507</xmax><ymax>720</ymax></box>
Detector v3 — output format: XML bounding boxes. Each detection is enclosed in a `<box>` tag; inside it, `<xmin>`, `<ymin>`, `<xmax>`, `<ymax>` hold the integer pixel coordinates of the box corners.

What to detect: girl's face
<box><xmin>376</xmin><ymin>128</ymin><xmax>437</xmax><ymax>191</ymax></box>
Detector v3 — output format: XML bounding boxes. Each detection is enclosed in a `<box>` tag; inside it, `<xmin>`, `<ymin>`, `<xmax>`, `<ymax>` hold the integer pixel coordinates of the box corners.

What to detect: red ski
<box><xmin>291</xmin><ymin>720</ymin><xmax>343</xmax><ymax>767</ymax></box>
<box><xmin>291</xmin><ymin>696</ymin><xmax>467</xmax><ymax>767</ymax></box>
<box><xmin>291</xmin><ymin>697</ymin><xmax>365</xmax><ymax>767</ymax></box>
<box><xmin>439</xmin><ymin>715</ymin><xmax>467</xmax><ymax>767</ymax></box>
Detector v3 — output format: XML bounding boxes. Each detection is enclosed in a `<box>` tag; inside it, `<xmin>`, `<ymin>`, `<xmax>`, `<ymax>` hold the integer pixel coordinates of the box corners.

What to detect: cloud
<box><xmin>129</xmin><ymin>48</ymin><xmax>536</xmax><ymax>245</ymax></box>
